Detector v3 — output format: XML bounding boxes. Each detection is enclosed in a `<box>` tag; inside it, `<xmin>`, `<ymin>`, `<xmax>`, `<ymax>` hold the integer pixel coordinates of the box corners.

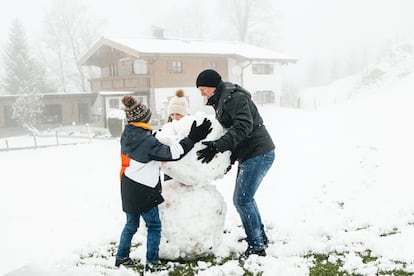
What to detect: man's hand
<box><xmin>197</xmin><ymin>141</ymin><xmax>219</xmax><ymax>163</ymax></box>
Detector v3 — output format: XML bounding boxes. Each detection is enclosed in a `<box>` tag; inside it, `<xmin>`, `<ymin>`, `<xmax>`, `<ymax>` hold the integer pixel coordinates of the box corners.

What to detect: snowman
<box><xmin>155</xmin><ymin>112</ymin><xmax>231</xmax><ymax>260</ymax></box>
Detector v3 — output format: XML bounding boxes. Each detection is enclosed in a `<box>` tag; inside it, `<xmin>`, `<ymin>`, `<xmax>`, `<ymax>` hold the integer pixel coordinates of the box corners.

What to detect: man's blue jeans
<box><xmin>116</xmin><ymin>206</ymin><xmax>161</xmax><ymax>263</ymax></box>
<box><xmin>233</xmin><ymin>150</ymin><xmax>275</xmax><ymax>251</ymax></box>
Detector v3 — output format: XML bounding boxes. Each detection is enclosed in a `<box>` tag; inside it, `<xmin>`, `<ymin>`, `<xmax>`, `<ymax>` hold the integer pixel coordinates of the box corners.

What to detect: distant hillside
<box><xmin>299</xmin><ymin>40</ymin><xmax>414</xmax><ymax>110</ymax></box>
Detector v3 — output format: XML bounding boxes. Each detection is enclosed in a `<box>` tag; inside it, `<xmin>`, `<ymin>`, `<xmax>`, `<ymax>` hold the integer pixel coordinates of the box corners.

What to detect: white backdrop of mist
<box><xmin>1</xmin><ymin>0</ymin><xmax>414</xmax><ymax>95</ymax></box>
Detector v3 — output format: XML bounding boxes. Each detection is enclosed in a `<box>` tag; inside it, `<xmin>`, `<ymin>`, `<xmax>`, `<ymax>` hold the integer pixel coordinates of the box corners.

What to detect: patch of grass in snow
<box><xmin>357</xmin><ymin>250</ymin><xmax>378</xmax><ymax>264</ymax></box>
<box><xmin>78</xmin><ymin>241</ymin><xmax>118</xmax><ymax>260</ymax></box>
<box><xmin>378</xmin><ymin>269</ymin><xmax>414</xmax><ymax>276</ymax></box>
<box><xmin>307</xmin><ymin>251</ymin><xmax>412</xmax><ymax>276</ymax></box>
<box><xmin>307</xmin><ymin>253</ymin><xmax>348</xmax><ymax>276</ymax></box>
<box><xmin>78</xmin><ymin>243</ymin><xmax>262</xmax><ymax>275</ymax></box>
<box><xmin>379</xmin><ymin>227</ymin><xmax>400</xmax><ymax>237</ymax></box>
<box><xmin>78</xmin><ymin>241</ymin><xmax>413</xmax><ymax>275</ymax></box>
<box><xmin>160</xmin><ymin>253</ymin><xmax>261</xmax><ymax>276</ymax></box>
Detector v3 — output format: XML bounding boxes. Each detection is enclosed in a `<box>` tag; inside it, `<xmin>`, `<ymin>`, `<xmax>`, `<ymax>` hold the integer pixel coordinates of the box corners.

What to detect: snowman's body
<box><xmin>155</xmin><ymin>113</ymin><xmax>230</xmax><ymax>260</ymax></box>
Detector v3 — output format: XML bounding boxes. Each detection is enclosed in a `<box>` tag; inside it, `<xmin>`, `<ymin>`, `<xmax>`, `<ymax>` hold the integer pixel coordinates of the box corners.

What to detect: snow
<box><xmin>2</xmin><ymin>66</ymin><xmax>414</xmax><ymax>275</ymax></box>
<box><xmin>101</xmin><ymin>36</ymin><xmax>297</xmax><ymax>62</ymax></box>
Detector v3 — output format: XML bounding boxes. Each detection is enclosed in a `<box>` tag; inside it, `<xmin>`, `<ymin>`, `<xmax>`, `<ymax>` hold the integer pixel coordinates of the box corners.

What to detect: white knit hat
<box><xmin>167</xmin><ymin>89</ymin><xmax>188</xmax><ymax>116</ymax></box>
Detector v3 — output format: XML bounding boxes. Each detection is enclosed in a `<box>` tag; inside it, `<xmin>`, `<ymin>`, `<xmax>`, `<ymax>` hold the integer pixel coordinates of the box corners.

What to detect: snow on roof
<box><xmin>97</xmin><ymin>91</ymin><xmax>135</xmax><ymax>96</ymax></box>
<box><xmin>94</xmin><ymin>36</ymin><xmax>297</xmax><ymax>62</ymax></box>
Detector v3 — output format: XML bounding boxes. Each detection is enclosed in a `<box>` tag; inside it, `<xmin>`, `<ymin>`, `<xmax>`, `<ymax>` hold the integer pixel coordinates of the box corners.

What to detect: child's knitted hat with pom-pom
<box><xmin>167</xmin><ymin>89</ymin><xmax>189</xmax><ymax>117</ymax></box>
<box><xmin>122</xmin><ymin>96</ymin><xmax>152</xmax><ymax>123</ymax></box>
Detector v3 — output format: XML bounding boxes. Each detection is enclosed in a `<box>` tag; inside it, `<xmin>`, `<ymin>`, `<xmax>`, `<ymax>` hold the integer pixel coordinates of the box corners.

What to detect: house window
<box><xmin>43</xmin><ymin>104</ymin><xmax>62</xmax><ymax>124</ymax></box>
<box><xmin>253</xmin><ymin>91</ymin><xmax>275</xmax><ymax>104</ymax></box>
<box><xmin>109</xmin><ymin>98</ymin><xmax>119</xmax><ymax>109</ymax></box>
<box><xmin>4</xmin><ymin>105</ymin><xmax>19</xmax><ymax>127</ymax></box>
<box><xmin>109</xmin><ymin>64</ymin><xmax>118</xmax><ymax>76</ymax></box>
<box><xmin>133</xmin><ymin>59</ymin><xmax>148</xmax><ymax>74</ymax></box>
<box><xmin>252</xmin><ymin>64</ymin><xmax>273</xmax><ymax>74</ymax></box>
<box><xmin>169</xmin><ymin>61</ymin><xmax>183</xmax><ymax>73</ymax></box>
<box><xmin>207</xmin><ymin>62</ymin><xmax>217</xmax><ymax>70</ymax></box>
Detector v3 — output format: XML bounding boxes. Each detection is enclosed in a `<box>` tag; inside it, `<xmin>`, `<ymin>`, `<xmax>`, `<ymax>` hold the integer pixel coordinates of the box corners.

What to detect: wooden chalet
<box><xmin>79</xmin><ymin>35</ymin><xmax>296</xmax><ymax>127</ymax></box>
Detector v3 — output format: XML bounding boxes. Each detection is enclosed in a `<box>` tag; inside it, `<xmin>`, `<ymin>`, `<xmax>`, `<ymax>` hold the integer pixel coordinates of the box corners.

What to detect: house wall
<box><xmin>118</xmin><ymin>59</ymin><xmax>133</xmax><ymax>76</ymax></box>
<box><xmin>148</xmin><ymin>56</ymin><xmax>227</xmax><ymax>118</ymax></box>
<box><xmin>243</xmin><ymin>62</ymin><xmax>282</xmax><ymax>91</ymax></box>
<box><xmin>227</xmin><ymin>58</ymin><xmax>243</xmax><ymax>85</ymax></box>
<box><xmin>0</xmin><ymin>97</ymin><xmax>20</xmax><ymax>127</ymax></box>
<box><xmin>0</xmin><ymin>103</ymin><xmax>6</xmax><ymax>127</ymax></box>
<box><xmin>150</xmin><ymin>56</ymin><xmax>228</xmax><ymax>88</ymax></box>
<box><xmin>243</xmin><ymin>62</ymin><xmax>283</xmax><ymax>105</ymax></box>
<box><xmin>44</xmin><ymin>98</ymin><xmax>89</xmax><ymax>124</ymax></box>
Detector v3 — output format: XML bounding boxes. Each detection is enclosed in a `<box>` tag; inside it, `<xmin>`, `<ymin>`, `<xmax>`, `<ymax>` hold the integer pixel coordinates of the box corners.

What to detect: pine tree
<box><xmin>3</xmin><ymin>19</ymin><xmax>39</xmax><ymax>94</ymax></box>
<box><xmin>3</xmin><ymin>19</ymin><xmax>45</xmax><ymax>131</ymax></box>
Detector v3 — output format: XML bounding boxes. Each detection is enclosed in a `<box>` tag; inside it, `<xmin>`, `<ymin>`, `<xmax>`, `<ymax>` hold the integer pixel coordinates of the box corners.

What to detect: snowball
<box><xmin>156</xmin><ymin>112</ymin><xmax>231</xmax><ymax>187</ymax></box>
<box><xmin>159</xmin><ymin>179</ymin><xmax>226</xmax><ymax>260</ymax></box>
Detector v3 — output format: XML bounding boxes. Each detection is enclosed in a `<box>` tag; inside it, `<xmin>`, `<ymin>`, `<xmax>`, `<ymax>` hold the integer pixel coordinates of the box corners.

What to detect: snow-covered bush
<box><xmin>107</xmin><ymin>109</ymin><xmax>125</xmax><ymax>137</ymax></box>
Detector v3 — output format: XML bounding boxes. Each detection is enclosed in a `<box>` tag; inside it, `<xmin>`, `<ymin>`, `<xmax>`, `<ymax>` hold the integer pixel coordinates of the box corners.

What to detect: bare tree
<box><xmin>149</xmin><ymin>0</ymin><xmax>280</xmax><ymax>48</ymax></box>
<box><xmin>43</xmin><ymin>12</ymin><xmax>68</xmax><ymax>92</ymax></box>
<box><xmin>226</xmin><ymin>0</ymin><xmax>280</xmax><ymax>45</ymax></box>
<box><xmin>157</xmin><ymin>1</ymin><xmax>221</xmax><ymax>40</ymax></box>
<box><xmin>43</xmin><ymin>0</ymin><xmax>101</xmax><ymax>92</ymax></box>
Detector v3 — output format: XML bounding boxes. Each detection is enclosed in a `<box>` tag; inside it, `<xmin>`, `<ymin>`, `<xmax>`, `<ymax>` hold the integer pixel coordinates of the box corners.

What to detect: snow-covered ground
<box><xmin>1</xmin><ymin>68</ymin><xmax>414</xmax><ymax>275</ymax></box>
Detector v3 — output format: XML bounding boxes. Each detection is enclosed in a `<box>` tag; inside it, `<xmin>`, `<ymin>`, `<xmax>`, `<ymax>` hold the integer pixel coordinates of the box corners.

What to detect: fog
<box><xmin>1</xmin><ymin>1</ymin><xmax>414</xmax><ymax>274</ymax></box>
<box><xmin>1</xmin><ymin>0</ymin><xmax>414</xmax><ymax>90</ymax></box>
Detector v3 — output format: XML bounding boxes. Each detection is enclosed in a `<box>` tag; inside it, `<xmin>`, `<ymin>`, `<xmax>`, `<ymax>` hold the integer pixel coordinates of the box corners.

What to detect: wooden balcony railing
<box><xmin>90</xmin><ymin>76</ymin><xmax>151</xmax><ymax>91</ymax></box>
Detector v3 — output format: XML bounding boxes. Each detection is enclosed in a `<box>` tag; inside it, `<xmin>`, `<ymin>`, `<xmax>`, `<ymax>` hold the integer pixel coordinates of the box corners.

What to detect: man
<box><xmin>195</xmin><ymin>69</ymin><xmax>275</xmax><ymax>258</ymax></box>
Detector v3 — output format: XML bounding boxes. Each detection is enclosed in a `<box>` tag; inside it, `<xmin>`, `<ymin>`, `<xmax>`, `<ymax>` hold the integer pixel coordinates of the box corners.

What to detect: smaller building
<box><xmin>0</xmin><ymin>93</ymin><xmax>97</xmax><ymax>128</ymax></box>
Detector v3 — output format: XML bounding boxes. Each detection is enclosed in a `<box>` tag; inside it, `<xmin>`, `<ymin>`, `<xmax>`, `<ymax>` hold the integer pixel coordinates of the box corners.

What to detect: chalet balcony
<box><xmin>90</xmin><ymin>75</ymin><xmax>151</xmax><ymax>91</ymax></box>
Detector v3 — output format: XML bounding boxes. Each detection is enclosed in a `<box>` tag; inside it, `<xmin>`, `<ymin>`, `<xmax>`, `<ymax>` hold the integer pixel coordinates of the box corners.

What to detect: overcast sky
<box><xmin>1</xmin><ymin>0</ymin><xmax>413</xmax><ymax>53</ymax></box>
<box><xmin>1</xmin><ymin>0</ymin><xmax>414</xmax><ymax>86</ymax></box>
<box><xmin>278</xmin><ymin>0</ymin><xmax>414</xmax><ymax>57</ymax></box>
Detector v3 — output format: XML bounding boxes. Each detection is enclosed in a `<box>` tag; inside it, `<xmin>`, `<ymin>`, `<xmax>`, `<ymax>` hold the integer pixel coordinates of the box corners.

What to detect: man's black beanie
<box><xmin>196</xmin><ymin>69</ymin><xmax>222</xmax><ymax>88</ymax></box>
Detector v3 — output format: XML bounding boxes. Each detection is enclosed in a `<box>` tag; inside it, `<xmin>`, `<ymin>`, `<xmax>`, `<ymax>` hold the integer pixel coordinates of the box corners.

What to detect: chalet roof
<box><xmin>79</xmin><ymin>36</ymin><xmax>297</xmax><ymax>66</ymax></box>
<box><xmin>0</xmin><ymin>93</ymin><xmax>97</xmax><ymax>104</ymax></box>
<box><xmin>97</xmin><ymin>91</ymin><xmax>135</xmax><ymax>96</ymax></box>
<box><xmin>0</xmin><ymin>92</ymin><xmax>95</xmax><ymax>99</ymax></box>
